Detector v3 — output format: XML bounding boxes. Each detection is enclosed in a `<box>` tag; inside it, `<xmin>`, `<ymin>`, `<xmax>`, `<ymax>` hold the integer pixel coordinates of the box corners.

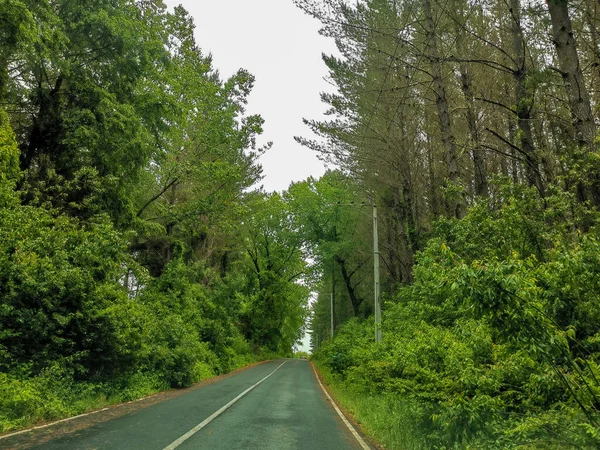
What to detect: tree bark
<box><xmin>547</xmin><ymin>0</ymin><xmax>599</xmax><ymax>204</ymax></box>
<box><xmin>509</xmin><ymin>0</ymin><xmax>546</xmax><ymax>196</ymax></box>
<box><xmin>547</xmin><ymin>0</ymin><xmax>597</xmax><ymax>151</ymax></box>
<box><xmin>426</xmin><ymin>133</ymin><xmax>441</xmax><ymax>217</ymax></box>
<box><xmin>454</xmin><ymin>10</ymin><xmax>488</xmax><ymax>198</ymax></box>
<box><xmin>423</xmin><ymin>0</ymin><xmax>465</xmax><ymax>218</ymax></box>
<box><xmin>334</xmin><ymin>255</ymin><xmax>363</xmax><ymax>316</ymax></box>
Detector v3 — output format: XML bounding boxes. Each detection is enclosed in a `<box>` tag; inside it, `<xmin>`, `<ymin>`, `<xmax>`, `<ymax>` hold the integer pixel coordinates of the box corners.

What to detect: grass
<box><xmin>313</xmin><ymin>360</ymin><xmax>428</xmax><ymax>450</ymax></box>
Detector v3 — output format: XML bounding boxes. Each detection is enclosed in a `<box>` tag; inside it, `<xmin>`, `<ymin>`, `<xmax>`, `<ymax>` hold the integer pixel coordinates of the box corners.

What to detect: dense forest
<box><xmin>5</xmin><ymin>0</ymin><xmax>600</xmax><ymax>447</ymax></box>
<box><xmin>293</xmin><ymin>0</ymin><xmax>600</xmax><ymax>448</ymax></box>
<box><xmin>0</xmin><ymin>0</ymin><xmax>310</xmax><ymax>432</ymax></box>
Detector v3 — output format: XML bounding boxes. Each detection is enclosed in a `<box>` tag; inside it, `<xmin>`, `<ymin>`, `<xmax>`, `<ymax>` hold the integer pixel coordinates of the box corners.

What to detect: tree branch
<box><xmin>136</xmin><ymin>177</ymin><xmax>179</xmax><ymax>218</ymax></box>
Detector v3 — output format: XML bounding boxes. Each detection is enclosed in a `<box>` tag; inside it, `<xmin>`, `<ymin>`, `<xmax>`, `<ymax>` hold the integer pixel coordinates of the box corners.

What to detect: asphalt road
<box><xmin>2</xmin><ymin>359</ymin><xmax>371</xmax><ymax>450</ymax></box>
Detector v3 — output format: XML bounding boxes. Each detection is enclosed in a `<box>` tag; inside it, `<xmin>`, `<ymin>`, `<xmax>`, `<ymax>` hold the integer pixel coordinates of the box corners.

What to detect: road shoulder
<box><xmin>310</xmin><ymin>361</ymin><xmax>382</xmax><ymax>450</ymax></box>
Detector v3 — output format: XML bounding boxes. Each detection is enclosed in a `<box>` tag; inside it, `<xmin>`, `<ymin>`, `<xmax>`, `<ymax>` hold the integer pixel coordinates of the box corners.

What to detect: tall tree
<box><xmin>238</xmin><ymin>193</ymin><xmax>309</xmax><ymax>352</ymax></box>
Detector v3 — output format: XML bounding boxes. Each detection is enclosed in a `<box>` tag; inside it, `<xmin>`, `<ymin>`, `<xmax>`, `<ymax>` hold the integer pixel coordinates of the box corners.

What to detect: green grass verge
<box><xmin>314</xmin><ymin>360</ymin><xmax>428</xmax><ymax>450</ymax></box>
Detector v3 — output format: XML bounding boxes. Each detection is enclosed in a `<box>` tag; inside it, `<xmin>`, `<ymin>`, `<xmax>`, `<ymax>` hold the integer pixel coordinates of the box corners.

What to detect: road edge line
<box><xmin>162</xmin><ymin>360</ymin><xmax>287</xmax><ymax>450</ymax></box>
<box><xmin>311</xmin><ymin>362</ymin><xmax>371</xmax><ymax>450</ymax></box>
<box><xmin>0</xmin><ymin>408</ymin><xmax>110</xmax><ymax>441</ymax></box>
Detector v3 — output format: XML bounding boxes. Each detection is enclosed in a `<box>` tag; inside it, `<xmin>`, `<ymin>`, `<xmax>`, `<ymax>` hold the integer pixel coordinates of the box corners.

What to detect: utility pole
<box><xmin>331</xmin><ymin>260</ymin><xmax>335</xmax><ymax>339</ymax></box>
<box><xmin>330</xmin><ymin>292</ymin><xmax>334</xmax><ymax>339</ymax></box>
<box><xmin>332</xmin><ymin>200</ymin><xmax>382</xmax><ymax>343</ymax></box>
<box><xmin>373</xmin><ymin>204</ymin><xmax>382</xmax><ymax>343</ymax></box>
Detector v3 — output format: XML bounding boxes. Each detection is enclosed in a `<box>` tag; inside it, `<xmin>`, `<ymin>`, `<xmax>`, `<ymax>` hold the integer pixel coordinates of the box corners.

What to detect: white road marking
<box><xmin>312</xmin><ymin>363</ymin><xmax>371</xmax><ymax>450</ymax></box>
<box><xmin>0</xmin><ymin>408</ymin><xmax>110</xmax><ymax>441</ymax></box>
<box><xmin>162</xmin><ymin>361</ymin><xmax>287</xmax><ymax>450</ymax></box>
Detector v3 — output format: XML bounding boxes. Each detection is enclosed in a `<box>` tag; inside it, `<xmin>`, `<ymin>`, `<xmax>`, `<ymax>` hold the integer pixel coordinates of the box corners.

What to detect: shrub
<box><xmin>314</xmin><ymin>190</ymin><xmax>600</xmax><ymax>448</ymax></box>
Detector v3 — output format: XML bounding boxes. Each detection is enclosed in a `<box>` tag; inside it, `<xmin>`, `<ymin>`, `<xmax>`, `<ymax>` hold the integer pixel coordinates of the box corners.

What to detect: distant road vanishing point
<box><xmin>2</xmin><ymin>359</ymin><xmax>373</xmax><ymax>450</ymax></box>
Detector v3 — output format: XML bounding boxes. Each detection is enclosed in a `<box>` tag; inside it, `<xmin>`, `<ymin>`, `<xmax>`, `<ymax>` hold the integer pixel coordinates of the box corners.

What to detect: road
<box><xmin>1</xmin><ymin>359</ymin><xmax>372</xmax><ymax>450</ymax></box>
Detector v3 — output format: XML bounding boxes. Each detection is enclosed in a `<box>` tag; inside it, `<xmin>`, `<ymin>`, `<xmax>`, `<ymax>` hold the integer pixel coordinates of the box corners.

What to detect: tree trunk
<box><xmin>547</xmin><ymin>0</ymin><xmax>596</xmax><ymax>151</ymax></box>
<box><xmin>334</xmin><ymin>255</ymin><xmax>363</xmax><ymax>316</ymax></box>
<box><xmin>584</xmin><ymin>1</ymin><xmax>600</xmax><ymax>102</ymax></box>
<box><xmin>331</xmin><ymin>260</ymin><xmax>336</xmax><ymax>332</ymax></box>
<box><xmin>423</xmin><ymin>0</ymin><xmax>465</xmax><ymax>218</ymax></box>
<box><xmin>454</xmin><ymin>11</ymin><xmax>488</xmax><ymax>198</ymax></box>
<box><xmin>507</xmin><ymin>100</ymin><xmax>520</xmax><ymax>184</ymax></box>
<box><xmin>426</xmin><ymin>132</ymin><xmax>441</xmax><ymax>218</ymax></box>
<box><xmin>397</xmin><ymin>180</ymin><xmax>415</xmax><ymax>283</ymax></box>
<box><xmin>547</xmin><ymin>0</ymin><xmax>599</xmax><ymax>204</ymax></box>
<box><xmin>509</xmin><ymin>0</ymin><xmax>546</xmax><ymax>196</ymax></box>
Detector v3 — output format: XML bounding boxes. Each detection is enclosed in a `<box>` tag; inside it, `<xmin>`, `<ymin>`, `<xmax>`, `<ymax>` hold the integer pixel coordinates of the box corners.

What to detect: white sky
<box><xmin>164</xmin><ymin>0</ymin><xmax>336</xmax><ymax>193</ymax></box>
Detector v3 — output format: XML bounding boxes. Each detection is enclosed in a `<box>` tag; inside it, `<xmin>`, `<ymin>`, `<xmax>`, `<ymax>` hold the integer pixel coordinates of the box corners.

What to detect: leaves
<box><xmin>0</xmin><ymin>2</ymin><xmax>308</xmax><ymax>432</ymax></box>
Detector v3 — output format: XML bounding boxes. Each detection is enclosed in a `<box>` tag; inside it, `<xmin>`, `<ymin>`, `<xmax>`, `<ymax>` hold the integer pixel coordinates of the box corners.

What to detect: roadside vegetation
<box><xmin>0</xmin><ymin>1</ymin><xmax>308</xmax><ymax>433</ymax></box>
<box><xmin>295</xmin><ymin>0</ymin><xmax>600</xmax><ymax>448</ymax></box>
<box><xmin>312</xmin><ymin>185</ymin><xmax>600</xmax><ymax>448</ymax></box>
<box><xmin>4</xmin><ymin>0</ymin><xmax>600</xmax><ymax>446</ymax></box>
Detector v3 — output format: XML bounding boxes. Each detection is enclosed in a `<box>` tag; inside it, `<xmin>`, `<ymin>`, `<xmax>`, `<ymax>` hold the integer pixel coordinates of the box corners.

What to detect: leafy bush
<box><xmin>0</xmin><ymin>206</ymin><xmax>144</xmax><ymax>378</ymax></box>
<box><xmin>315</xmin><ymin>189</ymin><xmax>600</xmax><ymax>448</ymax></box>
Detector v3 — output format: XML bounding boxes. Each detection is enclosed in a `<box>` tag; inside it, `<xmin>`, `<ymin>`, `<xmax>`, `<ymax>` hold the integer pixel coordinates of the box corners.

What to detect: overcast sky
<box><xmin>164</xmin><ymin>0</ymin><xmax>336</xmax><ymax>193</ymax></box>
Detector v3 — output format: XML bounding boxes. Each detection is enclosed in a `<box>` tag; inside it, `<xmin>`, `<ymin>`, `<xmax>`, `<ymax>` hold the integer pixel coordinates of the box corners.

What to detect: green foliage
<box><xmin>314</xmin><ymin>186</ymin><xmax>600</xmax><ymax>448</ymax></box>
<box><xmin>0</xmin><ymin>362</ymin><xmax>168</xmax><ymax>433</ymax></box>
<box><xmin>287</xmin><ymin>171</ymin><xmax>372</xmax><ymax>343</ymax></box>
<box><xmin>0</xmin><ymin>208</ymin><xmax>139</xmax><ymax>377</ymax></box>
<box><xmin>0</xmin><ymin>1</ymin><xmax>305</xmax><ymax>434</ymax></box>
<box><xmin>314</xmin><ymin>361</ymin><xmax>428</xmax><ymax>450</ymax></box>
<box><xmin>0</xmin><ymin>109</ymin><xmax>19</xmax><ymax>181</ymax></box>
<box><xmin>0</xmin><ymin>109</ymin><xmax>20</xmax><ymax>208</ymax></box>
<box><xmin>237</xmin><ymin>193</ymin><xmax>310</xmax><ymax>353</ymax></box>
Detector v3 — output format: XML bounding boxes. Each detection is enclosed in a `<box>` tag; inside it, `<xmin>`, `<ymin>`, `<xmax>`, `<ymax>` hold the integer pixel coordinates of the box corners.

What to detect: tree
<box><xmin>287</xmin><ymin>171</ymin><xmax>373</xmax><ymax>319</ymax></box>
<box><xmin>237</xmin><ymin>193</ymin><xmax>310</xmax><ymax>353</ymax></box>
<box><xmin>0</xmin><ymin>2</ymin><xmax>306</xmax><ymax>412</ymax></box>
